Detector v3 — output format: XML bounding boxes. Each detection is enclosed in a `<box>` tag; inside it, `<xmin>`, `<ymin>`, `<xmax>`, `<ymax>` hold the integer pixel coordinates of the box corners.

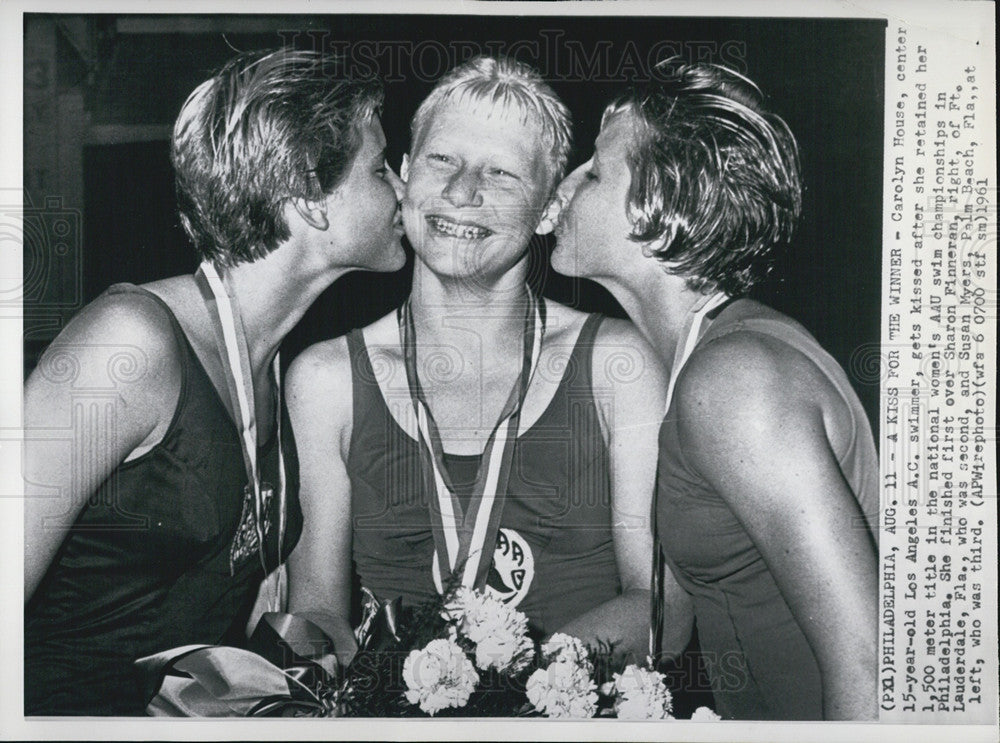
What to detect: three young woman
<box><xmin>24</xmin><ymin>51</ymin><xmax>878</xmax><ymax>721</ymax></box>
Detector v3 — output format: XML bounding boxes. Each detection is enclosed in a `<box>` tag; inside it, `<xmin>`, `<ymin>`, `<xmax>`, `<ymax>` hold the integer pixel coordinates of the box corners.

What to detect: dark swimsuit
<box><xmin>24</xmin><ymin>284</ymin><xmax>302</xmax><ymax>715</ymax></box>
<box><xmin>345</xmin><ymin>314</ymin><xmax>621</xmax><ymax>636</ymax></box>
<box><xmin>656</xmin><ymin>301</ymin><xmax>878</xmax><ymax>719</ymax></box>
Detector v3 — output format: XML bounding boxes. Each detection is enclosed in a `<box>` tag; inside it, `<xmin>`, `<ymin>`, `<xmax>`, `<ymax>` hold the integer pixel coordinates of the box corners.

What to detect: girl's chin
<box><xmin>549</xmin><ymin>244</ymin><xmax>578</xmax><ymax>276</ymax></box>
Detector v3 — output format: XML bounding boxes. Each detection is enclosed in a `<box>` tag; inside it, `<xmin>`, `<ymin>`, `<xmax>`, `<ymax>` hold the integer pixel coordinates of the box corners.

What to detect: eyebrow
<box><xmin>489</xmin><ymin>158</ymin><xmax>525</xmax><ymax>176</ymax></box>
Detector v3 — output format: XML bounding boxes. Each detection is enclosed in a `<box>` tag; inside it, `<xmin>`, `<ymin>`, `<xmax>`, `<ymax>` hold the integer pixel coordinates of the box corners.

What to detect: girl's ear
<box><xmin>640</xmin><ymin>223</ymin><xmax>677</xmax><ymax>258</ymax></box>
<box><xmin>290</xmin><ymin>196</ymin><xmax>329</xmax><ymax>231</ymax></box>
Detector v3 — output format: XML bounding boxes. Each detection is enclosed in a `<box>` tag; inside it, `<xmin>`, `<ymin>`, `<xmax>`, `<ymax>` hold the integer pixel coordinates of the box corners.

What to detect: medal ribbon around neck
<box><xmin>650</xmin><ymin>290</ymin><xmax>731</xmax><ymax>659</ymax></box>
<box><xmin>195</xmin><ymin>261</ymin><xmax>286</xmax><ymax>606</ymax></box>
<box><xmin>398</xmin><ymin>289</ymin><xmax>545</xmax><ymax>593</ymax></box>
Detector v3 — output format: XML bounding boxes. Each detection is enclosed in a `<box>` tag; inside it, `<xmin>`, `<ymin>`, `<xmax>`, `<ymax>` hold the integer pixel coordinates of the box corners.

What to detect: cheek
<box><xmin>369</xmin><ymin>182</ymin><xmax>397</xmax><ymax>224</ymax></box>
<box><xmin>401</xmin><ymin>173</ymin><xmax>434</xmax><ymax>204</ymax></box>
<box><xmin>503</xmin><ymin>198</ymin><xmax>546</xmax><ymax>233</ymax></box>
<box><xmin>564</xmin><ymin>187</ymin><xmax>592</xmax><ymax>224</ymax></box>
<box><xmin>400</xmin><ymin>188</ymin><xmax>427</xmax><ymax>229</ymax></box>
<box><xmin>401</xmin><ymin>201</ymin><xmax>422</xmax><ymax>231</ymax></box>
<box><xmin>565</xmin><ymin>202</ymin><xmax>597</xmax><ymax>244</ymax></box>
<box><xmin>382</xmin><ymin>185</ymin><xmax>399</xmax><ymax>218</ymax></box>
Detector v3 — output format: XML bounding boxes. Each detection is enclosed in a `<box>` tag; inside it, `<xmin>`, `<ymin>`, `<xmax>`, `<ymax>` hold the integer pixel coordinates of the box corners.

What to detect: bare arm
<box><xmin>677</xmin><ymin>334</ymin><xmax>878</xmax><ymax>720</ymax></box>
<box><xmin>24</xmin><ymin>293</ymin><xmax>180</xmax><ymax>600</ymax></box>
<box><xmin>556</xmin><ymin>320</ymin><xmax>692</xmax><ymax>663</ymax></box>
<box><xmin>285</xmin><ymin>338</ymin><xmax>358</xmax><ymax>667</ymax></box>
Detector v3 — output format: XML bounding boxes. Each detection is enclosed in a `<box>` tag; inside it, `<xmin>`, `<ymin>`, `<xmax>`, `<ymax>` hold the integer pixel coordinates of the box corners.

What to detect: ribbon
<box><xmin>355</xmin><ymin>587</ymin><xmax>402</xmax><ymax>652</ymax></box>
<box><xmin>138</xmin><ymin>613</ymin><xmax>337</xmax><ymax>716</ymax></box>
<box><xmin>138</xmin><ymin>645</ymin><xmax>322</xmax><ymax>717</ymax></box>
<box><xmin>138</xmin><ymin>597</ymin><xmax>407</xmax><ymax>717</ymax></box>
<box><xmin>397</xmin><ymin>290</ymin><xmax>545</xmax><ymax>593</ymax></box>
<box><xmin>195</xmin><ymin>262</ymin><xmax>286</xmax><ymax>605</ymax></box>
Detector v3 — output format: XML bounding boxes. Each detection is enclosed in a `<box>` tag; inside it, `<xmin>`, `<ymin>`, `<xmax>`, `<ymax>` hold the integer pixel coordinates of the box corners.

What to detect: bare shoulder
<box><xmin>675</xmin><ymin>327</ymin><xmax>830</xmax><ymax>439</ymax></box>
<box><xmin>26</xmin><ymin>288</ymin><xmax>184</xmax><ymax>443</ymax></box>
<box><xmin>287</xmin><ymin>336</ymin><xmax>353</xmax><ymax>403</ymax></box>
<box><xmin>286</xmin><ymin>308</ymin><xmax>400</xmax><ymax>418</ymax></box>
<box><xmin>591</xmin><ymin>315</ymin><xmax>665</xmax><ymax>390</ymax></box>
<box><xmin>285</xmin><ymin>336</ymin><xmax>354</xmax><ymax>463</ymax></box>
<box><xmin>71</xmin><ymin>287</ymin><xmax>178</xmax><ymax>348</ymax></box>
<box><xmin>360</xmin><ymin>308</ymin><xmax>403</xmax><ymax>345</ymax></box>
<box><xmin>34</xmin><ymin>288</ymin><xmax>182</xmax><ymax>391</ymax></box>
<box><xmin>538</xmin><ymin>300</ymin><xmax>588</xmax><ymax>346</ymax></box>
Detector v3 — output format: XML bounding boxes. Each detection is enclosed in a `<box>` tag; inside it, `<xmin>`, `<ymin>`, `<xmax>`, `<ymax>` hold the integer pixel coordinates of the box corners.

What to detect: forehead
<box><xmin>595</xmin><ymin>109</ymin><xmax>640</xmax><ymax>156</ymax></box>
<box><xmin>415</xmin><ymin>99</ymin><xmax>547</xmax><ymax>157</ymax></box>
<box><xmin>356</xmin><ymin>115</ymin><xmax>386</xmax><ymax>152</ymax></box>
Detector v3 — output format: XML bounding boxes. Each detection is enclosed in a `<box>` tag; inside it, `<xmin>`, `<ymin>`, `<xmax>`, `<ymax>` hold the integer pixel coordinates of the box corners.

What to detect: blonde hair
<box><xmin>410</xmin><ymin>56</ymin><xmax>572</xmax><ymax>192</ymax></box>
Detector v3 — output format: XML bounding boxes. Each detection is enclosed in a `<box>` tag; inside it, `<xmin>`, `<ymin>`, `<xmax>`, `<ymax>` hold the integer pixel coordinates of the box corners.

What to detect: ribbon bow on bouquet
<box><xmin>137</xmin><ymin>595</ymin><xmax>401</xmax><ymax>717</ymax></box>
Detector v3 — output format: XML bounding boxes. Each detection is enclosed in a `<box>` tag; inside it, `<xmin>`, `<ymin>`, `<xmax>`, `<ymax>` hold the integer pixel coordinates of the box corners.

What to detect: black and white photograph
<box><xmin>2</xmin><ymin>2</ymin><xmax>996</xmax><ymax>740</ymax></box>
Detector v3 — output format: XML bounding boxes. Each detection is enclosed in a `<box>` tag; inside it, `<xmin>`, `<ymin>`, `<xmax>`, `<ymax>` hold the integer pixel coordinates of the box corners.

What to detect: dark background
<box><xmin>24</xmin><ymin>14</ymin><xmax>885</xmax><ymax>429</ymax></box>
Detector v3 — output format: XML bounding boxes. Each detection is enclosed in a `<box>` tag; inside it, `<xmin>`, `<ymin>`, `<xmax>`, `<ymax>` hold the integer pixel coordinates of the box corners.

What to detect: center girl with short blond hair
<box><xmin>286</xmin><ymin>56</ymin><xmax>693</xmax><ymax>670</ymax></box>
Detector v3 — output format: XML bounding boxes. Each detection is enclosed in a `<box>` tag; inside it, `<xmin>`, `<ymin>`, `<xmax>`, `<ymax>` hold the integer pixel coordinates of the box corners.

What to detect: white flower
<box><xmin>525</xmin><ymin>652</ymin><xmax>598</xmax><ymax>718</ymax></box>
<box><xmin>540</xmin><ymin>633</ymin><xmax>593</xmax><ymax>673</ymax></box>
<box><xmin>443</xmin><ymin>588</ymin><xmax>534</xmax><ymax>673</ymax></box>
<box><xmin>402</xmin><ymin>637</ymin><xmax>478</xmax><ymax>715</ymax></box>
<box><xmin>690</xmin><ymin>706</ymin><xmax>721</xmax><ymax>721</ymax></box>
<box><xmin>612</xmin><ymin>664</ymin><xmax>673</xmax><ymax>720</ymax></box>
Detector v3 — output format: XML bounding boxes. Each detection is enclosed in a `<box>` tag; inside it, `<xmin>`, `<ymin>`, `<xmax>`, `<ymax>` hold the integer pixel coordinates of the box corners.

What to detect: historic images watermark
<box><xmin>277</xmin><ymin>29</ymin><xmax>748</xmax><ymax>84</ymax></box>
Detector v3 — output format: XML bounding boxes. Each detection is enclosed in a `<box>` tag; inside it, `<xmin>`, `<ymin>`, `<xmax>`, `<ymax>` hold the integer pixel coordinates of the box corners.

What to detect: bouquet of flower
<box><xmin>139</xmin><ymin>585</ymin><xmax>720</xmax><ymax>720</ymax></box>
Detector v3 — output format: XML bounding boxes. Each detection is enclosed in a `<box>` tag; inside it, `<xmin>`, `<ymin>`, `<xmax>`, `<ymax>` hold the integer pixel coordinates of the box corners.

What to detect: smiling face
<box><xmin>551</xmin><ymin>109</ymin><xmax>644</xmax><ymax>282</ymax></box>
<box><xmin>322</xmin><ymin>116</ymin><xmax>406</xmax><ymax>272</ymax></box>
<box><xmin>401</xmin><ymin>101</ymin><xmax>556</xmax><ymax>283</ymax></box>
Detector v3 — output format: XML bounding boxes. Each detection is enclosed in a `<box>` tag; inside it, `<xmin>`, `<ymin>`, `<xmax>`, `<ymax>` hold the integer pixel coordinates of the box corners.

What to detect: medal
<box><xmin>196</xmin><ymin>262</ymin><xmax>286</xmax><ymax>604</ymax></box>
<box><xmin>398</xmin><ymin>290</ymin><xmax>545</xmax><ymax>592</ymax></box>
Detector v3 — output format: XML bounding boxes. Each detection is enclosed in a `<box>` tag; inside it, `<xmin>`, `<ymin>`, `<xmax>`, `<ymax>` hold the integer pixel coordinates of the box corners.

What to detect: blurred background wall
<box><xmin>22</xmin><ymin>13</ymin><xmax>885</xmax><ymax>429</ymax></box>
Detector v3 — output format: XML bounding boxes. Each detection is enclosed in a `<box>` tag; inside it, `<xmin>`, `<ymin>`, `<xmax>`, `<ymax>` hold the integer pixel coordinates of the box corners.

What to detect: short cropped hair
<box><xmin>410</xmin><ymin>56</ymin><xmax>572</xmax><ymax>192</ymax></box>
<box><xmin>606</xmin><ymin>61</ymin><xmax>802</xmax><ymax>296</ymax></box>
<box><xmin>171</xmin><ymin>49</ymin><xmax>383</xmax><ymax>266</ymax></box>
